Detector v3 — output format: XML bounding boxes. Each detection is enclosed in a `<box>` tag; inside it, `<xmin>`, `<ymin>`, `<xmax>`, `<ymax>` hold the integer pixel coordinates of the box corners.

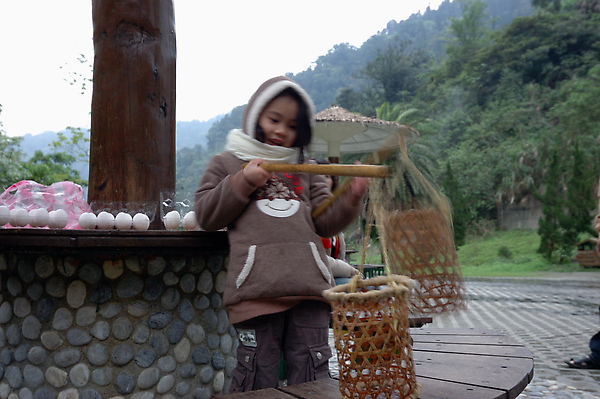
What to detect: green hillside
<box><xmin>177</xmin><ymin>0</ymin><xmax>538</xmax><ymax>192</ymax></box>
<box><xmin>177</xmin><ymin>0</ymin><xmax>600</xmax><ymax>258</ymax></box>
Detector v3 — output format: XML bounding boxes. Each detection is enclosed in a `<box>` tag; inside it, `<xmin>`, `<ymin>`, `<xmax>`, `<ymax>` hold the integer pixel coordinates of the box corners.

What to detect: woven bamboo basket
<box><xmin>382</xmin><ymin>207</ymin><xmax>464</xmax><ymax>313</ymax></box>
<box><xmin>318</xmin><ymin>129</ymin><xmax>462</xmax><ymax>397</ymax></box>
<box><xmin>323</xmin><ymin>275</ymin><xmax>419</xmax><ymax>399</ymax></box>
<box><xmin>370</xmin><ymin>133</ymin><xmax>465</xmax><ymax>314</ymax></box>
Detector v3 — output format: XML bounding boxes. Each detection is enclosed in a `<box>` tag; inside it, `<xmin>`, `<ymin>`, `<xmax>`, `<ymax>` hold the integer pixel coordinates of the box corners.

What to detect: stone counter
<box><xmin>0</xmin><ymin>229</ymin><xmax>234</xmax><ymax>399</ymax></box>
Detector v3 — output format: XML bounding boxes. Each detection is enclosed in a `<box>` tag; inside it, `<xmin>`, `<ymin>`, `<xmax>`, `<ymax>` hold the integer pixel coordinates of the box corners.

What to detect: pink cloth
<box><xmin>0</xmin><ymin>180</ymin><xmax>90</xmax><ymax>229</ymax></box>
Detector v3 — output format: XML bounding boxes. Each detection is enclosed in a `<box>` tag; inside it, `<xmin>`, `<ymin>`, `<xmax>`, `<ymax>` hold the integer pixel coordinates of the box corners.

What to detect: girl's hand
<box><xmin>348</xmin><ymin>160</ymin><xmax>369</xmax><ymax>205</ymax></box>
<box><xmin>350</xmin><ymin>176</ymin><xmax>369</xmax><ymax>198</ymax></box>
<box><xmin>243</xmin><ymin>158</ymin><xmax>272</xmax><ymax>188</ymax></box>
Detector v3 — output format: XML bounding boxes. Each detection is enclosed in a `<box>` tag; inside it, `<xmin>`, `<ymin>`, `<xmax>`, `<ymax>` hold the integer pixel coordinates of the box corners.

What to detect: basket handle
<box><xmin>354</xmin><ymin>191</ymin><xmax>376</xmax><ymax>288</ymax></box>
<box><xmin>350</xmin><ymin>178</ymin><xmax>400</xmax><ymax>291</ymax></box>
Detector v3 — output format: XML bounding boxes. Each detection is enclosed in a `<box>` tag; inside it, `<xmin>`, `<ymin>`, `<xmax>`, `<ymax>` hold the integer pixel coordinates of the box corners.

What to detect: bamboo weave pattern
<box><xmin>323</xmin><ymin>275</ymin><xmax>419</xmax><ymax>399</ymax></box>
<box><xmin>383</xmin><ymin>208</ymin><xmax>464</xmax><ymax>313</ymax></box>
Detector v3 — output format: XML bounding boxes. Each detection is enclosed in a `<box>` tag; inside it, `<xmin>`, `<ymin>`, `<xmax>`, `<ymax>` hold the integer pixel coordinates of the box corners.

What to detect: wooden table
<box><xmin>213</xmin><ymin>328</ymin><xmax>534</xmax><ymax>399</ymax></box>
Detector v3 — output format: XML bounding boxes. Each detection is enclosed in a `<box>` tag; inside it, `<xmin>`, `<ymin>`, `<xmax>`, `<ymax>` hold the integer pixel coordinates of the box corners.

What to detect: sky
<box><xmin>0</xmin><ymin>0</ymin><xmax>444</xmax><ymax>137</ymax></box>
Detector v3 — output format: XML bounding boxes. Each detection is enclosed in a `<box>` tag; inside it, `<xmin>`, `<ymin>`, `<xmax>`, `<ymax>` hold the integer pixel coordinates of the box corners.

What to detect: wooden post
<box><xmin>89</xmin><ymin>0</ymin><xmax>176</xmax><ymax>229</ymax></box>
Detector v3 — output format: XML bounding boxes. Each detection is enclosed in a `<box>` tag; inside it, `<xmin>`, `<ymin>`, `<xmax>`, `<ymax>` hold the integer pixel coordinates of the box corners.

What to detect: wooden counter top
<box><xmin>0</xmin><ymin>228</ymin><xmax>229</xmax><ymax>254</ymax></box>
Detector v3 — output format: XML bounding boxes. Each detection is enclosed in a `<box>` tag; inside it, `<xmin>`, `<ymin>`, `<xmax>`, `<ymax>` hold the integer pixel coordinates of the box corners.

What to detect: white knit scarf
<box><xmin>225</xmin><ymin>129</ymin><xmax>300</xmax><ymax>163</ymax></box>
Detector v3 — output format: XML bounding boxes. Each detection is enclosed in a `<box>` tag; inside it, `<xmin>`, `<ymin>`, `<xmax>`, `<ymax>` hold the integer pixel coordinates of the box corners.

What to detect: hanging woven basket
<box><xmin>318</xmin><ymin>128</ymin><xmax>464</xmax><ymax>397</ymax></box>
<box><xmin>382</xmin><ymin>207</ymin><xmax>464</xmax><ymax>313</ymax></box>
<box><xmin>323</xmin><ymin>275</ymin><xmax>419</xmax><ymax>399</ymax></box>
<box><xmin>370</xmin><ymin>133</ymin><xmax>465</xmax><ymax>314</ymax></box>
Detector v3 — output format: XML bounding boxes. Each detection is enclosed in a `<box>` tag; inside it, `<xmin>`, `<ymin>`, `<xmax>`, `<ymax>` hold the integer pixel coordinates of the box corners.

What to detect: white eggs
<box><xmin>0</xmin><ymin>206</ymin><xmax>10</xmax><ymax>226</ymax></box>
<box><xmin>49</xmin><ymin>209</ymin><xmax>68</xmax><ymax>229</ymax></box>
<box><xmin>47</xmin><ymin>211</ymin><xmax>58</xmax><ymax>228</ymax></box>
<box><xmin>78</xmin><ymin>212</ymin><xmax>97</xmax><ymax>229</ymax></box>
<box><xmin>96</xmin><ymin>211</ymin><xmax>115</xmax><ymax>230</ymax></box>
<box><xmin>33</xmin><ymin>208</ymin><xmax>49</xmax><ymax>228</ymax></box>
<box><xmin>115</xmin><ymin>212</ymin><xmax>133</xmax><ymax>230</ymax></box>
<box><xmin>9</xmin><ymin>208</ymin><xmax>29</xmax><ymax>227</ymax></box>
<box><xmin>28</xmin><ymin>209</ymin><xmax>39</xmax><ymax>227</ymax></box>
<box><xmin>132</xmin><ymin>213</ymin><xmax>150</xmax><ymax>231</ymax></box>
<box><xmin>163</xmin><ymin>210</ymin><xmax>180</xmax><ymax>230</ymax></box>
<box><xmin>182</xmin><ymin>211</ymin><xmax>199</xmax><ymax>231</ymax></box>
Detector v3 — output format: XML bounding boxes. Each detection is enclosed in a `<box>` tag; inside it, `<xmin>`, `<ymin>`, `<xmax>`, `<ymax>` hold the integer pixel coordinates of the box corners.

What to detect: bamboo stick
<box><xmin>243</xmin><ymin>163</ymin><xmax>391</xmax><ymax>178</ymax></box>
<box><xmin>311</xmin><ymin>145</ymin><xmax>400</xmax><ymax>218</ymax></box>
<box><xmin>312</xmin><ymin>179</ymin><xmax>353</xmax><ymax>219</ymax></box>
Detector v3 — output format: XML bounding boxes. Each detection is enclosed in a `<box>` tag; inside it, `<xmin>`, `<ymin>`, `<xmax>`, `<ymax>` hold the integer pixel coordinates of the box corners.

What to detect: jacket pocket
<box><xmin>308</xmin><ymin>241</ymin><xmax>333</xmax><ymax>284</ymax></box>
<box><xmin>232</xmin><ymin>242</ymin><xmax>333</xmax><ymax>299</ymax></box>
<box><xmin>235</xmin><ymin>245</ymin><xmax>257</xmax><ymax>289</ymax></box>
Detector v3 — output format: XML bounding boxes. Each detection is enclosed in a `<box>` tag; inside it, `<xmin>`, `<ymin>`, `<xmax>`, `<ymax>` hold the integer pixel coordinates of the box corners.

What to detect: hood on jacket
<box><xmin>242</xmin><ymin>76</ymin><xmax>316</xmax><ymax>141</ymax></box>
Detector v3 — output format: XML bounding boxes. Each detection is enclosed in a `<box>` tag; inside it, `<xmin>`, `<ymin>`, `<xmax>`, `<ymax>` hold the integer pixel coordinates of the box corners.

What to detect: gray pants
<box><xmin>229</xmin><ymin>300</ymin><xmax>331</xmax><ymax>392</ymax></box>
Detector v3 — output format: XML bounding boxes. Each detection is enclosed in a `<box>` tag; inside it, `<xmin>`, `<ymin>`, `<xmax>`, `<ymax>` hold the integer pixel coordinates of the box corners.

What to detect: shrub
<box><xmin>498</xmin><ymin>246</ymin><xmax>513</xmax><ymax>259</ymax></box>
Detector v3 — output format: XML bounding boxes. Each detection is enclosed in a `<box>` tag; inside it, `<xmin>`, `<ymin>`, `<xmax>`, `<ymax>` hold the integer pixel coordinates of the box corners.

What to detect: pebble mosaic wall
<box><xmin>0</xmin><ymin>250</ymin><xmax>237</xmax><ymax>399</ymax></box>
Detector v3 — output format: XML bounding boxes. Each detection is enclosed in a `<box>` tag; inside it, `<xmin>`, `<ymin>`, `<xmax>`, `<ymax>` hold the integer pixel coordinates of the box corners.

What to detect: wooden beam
<box><xmin>89</xmin><ymin>0</ymin><xmax>176</xmax><ymax>229</ymax></box>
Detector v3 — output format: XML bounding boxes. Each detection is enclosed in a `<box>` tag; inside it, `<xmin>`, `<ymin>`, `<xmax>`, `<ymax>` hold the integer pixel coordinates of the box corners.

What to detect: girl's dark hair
<box><xmin>255</xmin><ymin>87</ymin><xmax>312</xmax><ymax>163</ymax></box>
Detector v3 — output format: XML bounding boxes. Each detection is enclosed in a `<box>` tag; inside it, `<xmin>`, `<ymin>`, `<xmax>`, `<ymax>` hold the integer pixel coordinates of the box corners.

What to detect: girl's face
<box><xmin>258</xmin><ymin>95</ymin><xmax>299</xmax><ymax>148</ymax></box>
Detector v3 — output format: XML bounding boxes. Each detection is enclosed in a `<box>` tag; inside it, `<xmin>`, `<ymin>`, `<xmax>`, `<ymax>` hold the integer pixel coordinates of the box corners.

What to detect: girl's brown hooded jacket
<box><xmin>194</xmin><ymin>77</ymin><xmax>363</xmax><ymax>323</ymax></box>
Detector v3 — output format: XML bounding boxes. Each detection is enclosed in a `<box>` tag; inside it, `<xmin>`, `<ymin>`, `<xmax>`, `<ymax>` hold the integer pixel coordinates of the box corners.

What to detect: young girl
<box><xmin>194</xmin><ymin>76</ymin><xmax>368</xmax><ymax>392</ymax></box>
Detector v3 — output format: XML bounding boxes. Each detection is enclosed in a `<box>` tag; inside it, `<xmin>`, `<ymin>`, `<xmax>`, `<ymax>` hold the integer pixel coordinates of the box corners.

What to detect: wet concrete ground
<box><xmin>328</xmin><ymin>272</ymin><xmax>600</xmax><ymax>398</ymax></box>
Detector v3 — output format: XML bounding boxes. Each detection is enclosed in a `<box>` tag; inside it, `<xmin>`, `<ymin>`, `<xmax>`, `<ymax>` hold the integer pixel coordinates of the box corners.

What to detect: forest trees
<box><xmin>536</xmin><ymin>151</ymin><xmax>565</xmax><ymax>261</ymax></box>
<box><xmin>424</xmin><ymin>2</ymin><xmax>600</xmax><ymax>249</ymax></box>
<box><xmin>23</xmin><ymin>151</ymin><xmax>84</xmax><ymax>187</ymax></box>
<box><xmin>0</xmin><ymin>106</ymin><xmax>85</xmax><ymax>191</ymax></box>
<box><xmin>438</xmin><ymin>0</ymin><xmax>492</xmax><ymax>82</ymax></box>
<box><xmin>359</xmin><ymin>39</ymin><xmax>431</xmax><ymax>105</ymax></box>
<box><xmin>133</xmin><ymin>0</ymin><xmax>600</xmax><ymax>257</ymax></box>
<box><xmin>564</xmin><ymin>144</ymin><xmax>596</xmax><ymax>239</ymax></box>
<box><xmin>537</xmin><ymin>144</ymin><xmax>596</xmax><ymax>262</ymax></box>
<box><xmin>442</xmin><ymin>162</ymin><xmax>469</xmax><ymax>246</ymax></box>
<box><xmin>335</xmin><ymin>39</ymin><xmax>430</xmax><ymax>116</ymax></box>
<box><xmin>332</xmin><ymin>0</ymin><xmax>600</xmax><ymax>252</ymax></box>
<box><xmin>0</xmin><ymin>106</ymin><xmax>25</xmax><ymax>189</ymax></box>
<box><xmin>319</xmin><ymin>0</ymin><xmax>600</xmax><ymax>252</ymax></box>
